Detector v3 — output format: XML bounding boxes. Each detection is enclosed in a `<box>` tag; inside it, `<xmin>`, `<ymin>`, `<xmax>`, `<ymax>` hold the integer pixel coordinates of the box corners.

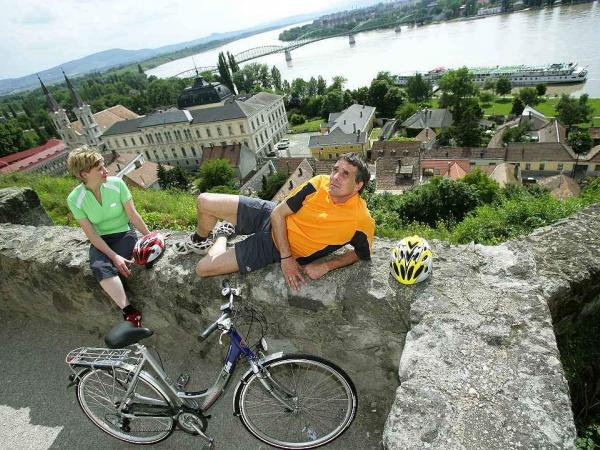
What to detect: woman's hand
<box><xmin>280</xmin><ymin>257</ymin><xmax>305</xmax><ymax>290</ymax></box>
<box><xmin>112</xmin><ymin>254</ymin><xmax>133</xmax><ymax>278</ymax></box>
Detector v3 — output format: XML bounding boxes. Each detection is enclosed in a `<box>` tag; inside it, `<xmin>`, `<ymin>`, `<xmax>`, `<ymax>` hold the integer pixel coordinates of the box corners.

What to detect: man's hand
<box><xmin>281</xmin><ymin>258</ymin><xmax>305</xmax><ymax>290</ymax></box>
<box><xmin>302</xmin><ymin>261</ymin><xmax>330</xmax><ymax>280</ymax></box>
<box><xmin>112</xmin><ymin>254</ymin><xmax>133</xmax><ymax>278</ymax></box>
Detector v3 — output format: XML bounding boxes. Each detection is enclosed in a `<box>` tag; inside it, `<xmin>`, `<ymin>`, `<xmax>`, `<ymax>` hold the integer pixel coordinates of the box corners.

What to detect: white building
<box><xmin>101</xmin><ymin>77</ymin><xmax>288</xmax><ymax>171</ymax></box>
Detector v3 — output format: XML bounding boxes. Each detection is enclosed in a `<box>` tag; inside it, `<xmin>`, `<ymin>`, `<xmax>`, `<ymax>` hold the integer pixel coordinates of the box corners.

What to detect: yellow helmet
<box><xmin>390</xmin><ymin>235</ymin><xmax>433</xmax><ymax>285</ymax></box>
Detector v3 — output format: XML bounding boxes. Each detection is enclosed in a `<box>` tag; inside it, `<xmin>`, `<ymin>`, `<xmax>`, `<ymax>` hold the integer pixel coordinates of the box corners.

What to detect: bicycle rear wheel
<box><xmin>76</xmin><ymin>367</ymin><xmax>175</xmax><ymax>445</ymax></box>
<box><xmin>234</xmin><ymin>354</ymin><xmax>357</xmax><ymax>449</ymax></box>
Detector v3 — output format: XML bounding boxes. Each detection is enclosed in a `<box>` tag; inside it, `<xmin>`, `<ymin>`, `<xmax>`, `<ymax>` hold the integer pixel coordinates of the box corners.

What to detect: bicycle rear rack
<box><xmin>66</xmin><ymin>347</ymin><xmax>142</xmax><ymax>370</ymax></box>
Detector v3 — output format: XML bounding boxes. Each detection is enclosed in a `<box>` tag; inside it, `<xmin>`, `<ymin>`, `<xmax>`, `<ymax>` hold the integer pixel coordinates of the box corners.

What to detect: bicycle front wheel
<box><xmin>235</xmin><ymin>354</ymin><xmax>357</xmax><ymax>449</ymax></box>
<box><xmin>76</xmin><ymin>367</ymin><xmax>175</xmax><ymax>445</ymax></box>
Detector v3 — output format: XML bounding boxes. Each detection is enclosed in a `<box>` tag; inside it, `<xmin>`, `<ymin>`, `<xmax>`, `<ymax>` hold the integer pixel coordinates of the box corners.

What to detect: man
<box><xmin>177</xmin><ymin>153</ymin><xmax>374</xmax><ymax>289</ymax></box>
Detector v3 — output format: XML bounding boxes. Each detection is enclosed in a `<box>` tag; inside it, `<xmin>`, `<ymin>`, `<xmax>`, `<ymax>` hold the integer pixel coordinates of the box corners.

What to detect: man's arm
<box><xmin>303</xmin><ymin>249</ymin><xmax>359</xmax><ymax>280</ymax></box>
<box><xmin>270</xmin><ymin>201</ymin><xmax>305</xmax><ymax>290</ymax></box>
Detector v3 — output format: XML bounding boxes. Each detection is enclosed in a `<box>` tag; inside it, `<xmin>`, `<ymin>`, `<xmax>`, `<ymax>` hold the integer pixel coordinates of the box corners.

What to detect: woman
<box><xmin>66</xmin><ymin>146</ymin><xmax>150</xmax><ymax>327</ymax></box>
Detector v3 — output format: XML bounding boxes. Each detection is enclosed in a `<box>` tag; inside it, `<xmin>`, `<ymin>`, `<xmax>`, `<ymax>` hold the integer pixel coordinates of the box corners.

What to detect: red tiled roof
<box><xmin>421</xmin><ymin>159</ymin><xmax>471</xmax><ymax>178</ymax></box>
<box><xmin>201</xmin><ymin>144</ymin><xmax>242</xmax><ymax>167</ymax></box>
<box><xmin>0</xmin><ymin>139</ymin><xmax>63</xmax><ymax>168</ymax></box>
<box><xmin>71</xmin><ymin>105</ymin><xmax>140</xmax><ymax>134</ymax></box>
<box><xmin>371</xmin><ymin>140</ymin><xmax>421</xmax><ymax>161</ymax></box>
<box><xmin>0</xmin><ymin>140</ymin><xmax>66</xmax><ymax>174</ymax></box>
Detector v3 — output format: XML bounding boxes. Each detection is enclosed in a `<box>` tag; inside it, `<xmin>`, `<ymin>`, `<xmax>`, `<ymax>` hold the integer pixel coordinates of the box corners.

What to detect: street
<box><xmin>0</xmin><ymin>314</ymin><xmax>386</xmax><ymax>449</ymax></box>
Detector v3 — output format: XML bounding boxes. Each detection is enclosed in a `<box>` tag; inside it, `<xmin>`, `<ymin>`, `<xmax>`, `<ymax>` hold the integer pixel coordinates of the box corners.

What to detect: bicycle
<box><xmin>65</xmin><ymin>280</ymin><xmax>357</xmax><ymax>449</ymax></box>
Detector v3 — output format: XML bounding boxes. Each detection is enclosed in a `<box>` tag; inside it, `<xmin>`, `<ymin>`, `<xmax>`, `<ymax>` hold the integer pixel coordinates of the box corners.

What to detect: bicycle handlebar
<box><xmin>200</xmin><ymin>320</ymin><xmax>220</xmax><ymax>340</ymax></box>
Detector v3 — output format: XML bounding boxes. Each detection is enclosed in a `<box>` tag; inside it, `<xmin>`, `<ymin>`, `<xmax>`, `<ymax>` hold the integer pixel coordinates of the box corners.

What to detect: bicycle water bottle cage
<box><xmin>105</xmin><ymin>322</ymin><xmax>154</xmax><ymax>349</ymax></box>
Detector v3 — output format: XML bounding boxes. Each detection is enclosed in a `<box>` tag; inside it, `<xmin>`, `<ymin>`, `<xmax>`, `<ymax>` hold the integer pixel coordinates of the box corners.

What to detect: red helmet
<box><xmin>133</xmin><ymin>232</ymin><xmax>165</xmax><ymax>267</ymax></box>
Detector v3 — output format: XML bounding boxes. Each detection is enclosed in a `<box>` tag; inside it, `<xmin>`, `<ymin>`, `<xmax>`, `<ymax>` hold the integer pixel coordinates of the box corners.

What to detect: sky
<box><xmin>0</xmin><ymin>0</ymin><xmax>355</xmax><ymax>80</ymax></box>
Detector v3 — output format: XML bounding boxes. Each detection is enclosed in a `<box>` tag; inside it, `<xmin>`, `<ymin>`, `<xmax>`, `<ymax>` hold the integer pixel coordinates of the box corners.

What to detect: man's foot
<box><xmin>124</xmin><ymin>310</ymin><xmax>143</xmax><ymax>328</ymax></box>
<box><xmin>213</xmin><ymin>221</ymin><xmax>236</xmax><ymax>239</ymax></box>
<box><xmin>174</xmin><ymin>234</ymin><xmax>214</xmax><ymax>255</ymax></box>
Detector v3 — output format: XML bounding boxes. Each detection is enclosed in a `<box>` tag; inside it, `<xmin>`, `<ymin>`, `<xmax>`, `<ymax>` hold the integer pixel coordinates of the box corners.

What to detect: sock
<box><xmin>192</xmin><ymin>232</ymin><xmax>208</xmax><ymax>243</ymax></box>
<box><xmin>122</xmin><ymin>304</ymin><xmax>137</xmax><ymax>316</ymax></box>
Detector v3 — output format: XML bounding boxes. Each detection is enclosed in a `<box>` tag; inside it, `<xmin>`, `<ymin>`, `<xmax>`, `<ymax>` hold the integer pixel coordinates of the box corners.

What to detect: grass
<box><xmin>289</xmin><ymin>117</ymin><xmax>322</xmax><ymax>133</ymax></box>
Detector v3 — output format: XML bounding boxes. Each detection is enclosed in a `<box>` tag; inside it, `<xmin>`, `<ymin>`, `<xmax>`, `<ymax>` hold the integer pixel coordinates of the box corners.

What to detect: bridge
<box><xmin>173</xmin><ymin>16</ymin><xmax>411</xmax><ymax>78</ymax></box>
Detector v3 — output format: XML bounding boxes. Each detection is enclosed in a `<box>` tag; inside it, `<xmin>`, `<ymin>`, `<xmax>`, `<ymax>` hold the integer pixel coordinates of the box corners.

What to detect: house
<box><xmin>370</xmin><ymin>140</ymin><xmax>421</xmax><ymax>162</ymax></box>
<box><xmin>583</xmin><ymin>145</ymin><xmax>600</xmax><ymax>176</ymax></box>
<box><xmin>589</xmin><ymin>127</ymin><xmax>600</xmax><ymax>147</ymax></box>
<box><xmin>200</xmin><ymin>143</ymin><xmax>257</xmax><ymax>181</ymax></box>
<box><xmin>505</xmin><ymin>142</ymin><xmax>579</xmax><ymax>179</ymax></box>
<box><xmin>239</xmin><ymin>160</ymin><xmax>277</xmax><ymax>197</ymax></box>
<box><xmin>400</xmin><ymin>108</ymin><xmax>453</xmax><ymax>137</ymax></box>
<box><xmin>375</xmin><ymin>156</ymin><xmax>419</xmax><ymax>193</ymax></box>
<box><xmin>272</xmin><ymin>159</ymin><xmax>314</xmax><ymax>202</ymax></box>
<box><xmin>420</xmin><ymin>159</ymin><xmax>471</xmax><ymax>179</ymax></box>
<box><xmin>481</xmin><ymin>163</ymin><xmax>520</xmax><ymax>187</ymax></box>
<box><xmin>0</xmin><ymin>139</ymin><xmax>67</xmax><ymax>175</ymax></box>
<box><xmin>105</xmin><ymin>152</ymin><xmax>162</xmax><ymax>189</ymax></box>
<box><xmin>309</xmin><ymin>104</ymin><xmax>376</xmax><ymax>160</ymax></box>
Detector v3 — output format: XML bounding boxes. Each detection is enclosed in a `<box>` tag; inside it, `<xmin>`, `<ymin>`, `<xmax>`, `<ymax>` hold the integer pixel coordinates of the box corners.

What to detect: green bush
<box><xmin>289</xmin><ymin>113</ymin><xmax>306</xmax><ymax>125</ymax></box>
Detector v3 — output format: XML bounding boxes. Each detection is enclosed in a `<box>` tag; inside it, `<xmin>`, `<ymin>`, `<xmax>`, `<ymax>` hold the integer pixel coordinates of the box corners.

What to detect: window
<box><xmin>539</xmin><ymin>162</ymin><xmax>545</xmax><ymax>171</ymax></box>
<box><xmin>145</xmin><ymin>151</ymin><xmax>150</xmax><ymax>159</ymax></box>
<box><xmin>139</xmin><ymin>136</ymin><xmax>144</xmax><ymax>145</ymax></box>
<box><xmin>181</xmin><ymin>147</ymin><xmax>187</xmax><ymax>157</ymax></box>
<box><xmin>191</xmin><ymin>146</ymin><xmax>197</xmax><ymax>156</ymax></box>
<box><xmin>221</xmin><ymin>141</ymin><xmax>227</xmax><ymax>147</ymax></box>
<box><xmin>206</xmin><ymin>128</ymin><xmax>212</xmax><ymax>138</ymax></box>
<box><xmin>255</xmin><ymin>137</ymin><xmax>259</xmax><ymax>147</ymax></box>
<box><xmin>172</xmin><ymin>148</ymin><xmax>177</xmax><ymax>159</ymax></box>
<box><xmin>525</xmin><ymin>163</ymin><xmax>531</xmax><ymax>171</ymax></box>
<box><xmin>131</xmin><ymin>138</ymin><xmax>136</xmax><ymax>146</ymax></box>
<box><xmin>123</xmin><ymin>139</ymin><xmax>128</xmax><ymax>147</ymax></box>
<box><xmin>557</xmin><ymin>163</ymin><xmax>563</xmax><ymax>171</ymax></box>
<box><xmin>217</xmin><ymin>127</ymin><xmax>222</xmax><ymax>137</ymax></box>
<box><xmin>595</xmin><ymin>164</ymin><xmax>600</xmax><ymax>172</ymax></box>
<box><xmin>328</xmin><ymin>153</ymin><xmax>332</xmax><ymax>160</ymax></box>
<box><xmin>227</xmin><ymin>125</ymin><xmax>233</xmax><ymax>136</ymax></box>
<box><xmin>196</xmin><ymin>129</ymin><xmax>201</xmax><ymax>138</ymax></box>
<box><xmin>240</xmin><ymin>124</ymin><xmax>245</xmax><ymax>134</ymax></box>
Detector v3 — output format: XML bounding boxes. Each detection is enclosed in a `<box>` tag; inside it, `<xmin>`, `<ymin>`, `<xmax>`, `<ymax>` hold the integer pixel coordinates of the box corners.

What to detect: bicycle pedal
<box><xmin>175</xmin><ymin>373</ymin><xmax>190</xmax><ymax>390</ymax></box>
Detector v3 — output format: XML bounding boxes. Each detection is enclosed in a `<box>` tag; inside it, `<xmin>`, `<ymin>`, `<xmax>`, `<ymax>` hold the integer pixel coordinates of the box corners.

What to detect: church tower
<box><xmin>38</xmin><ymin>75</ymin><xmax>81</xmax><ymax>150</ymax></box>
<box><xmin>63</xmin><ymin>70</ymin><xmax>103</xmax><ymax>147</ymax></box>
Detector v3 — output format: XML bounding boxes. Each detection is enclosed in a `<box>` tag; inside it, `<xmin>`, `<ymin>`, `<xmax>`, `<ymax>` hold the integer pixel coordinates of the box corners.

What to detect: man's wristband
<box><xmin>280</xmin><ymin>254</ymin><xmax>292</xmax><ymax>260</ymax></box>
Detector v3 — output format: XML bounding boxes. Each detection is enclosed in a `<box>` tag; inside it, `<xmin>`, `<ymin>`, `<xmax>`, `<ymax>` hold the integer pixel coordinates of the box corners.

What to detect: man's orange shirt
<box><xmin>280</xmin><ymin>175</ymin><xmax>375</xmax><ymax>265</ymax></box>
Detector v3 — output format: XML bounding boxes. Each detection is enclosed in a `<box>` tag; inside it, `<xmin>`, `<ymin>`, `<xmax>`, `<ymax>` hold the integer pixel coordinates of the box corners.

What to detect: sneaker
<box><xmin>213</xmin><ymin>221</ymin><xmax>236</xmax><ymax>239</ymax></box>
<box><xmin>174</xmin><ymin>234</ymin><xmax>214</xmax><ymax>255</ymax></box>
<box><xmin>124</xmin><ymin>310</ymin><xmax>143</xmax><ymax>328</ymax></box>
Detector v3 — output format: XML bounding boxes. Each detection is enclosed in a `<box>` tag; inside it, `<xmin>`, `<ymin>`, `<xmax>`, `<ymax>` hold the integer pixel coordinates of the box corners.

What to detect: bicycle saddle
<box><xmin>105</xmin><ymin>321</ymin><xmax>154</xmax><ymax>349</ymax></box>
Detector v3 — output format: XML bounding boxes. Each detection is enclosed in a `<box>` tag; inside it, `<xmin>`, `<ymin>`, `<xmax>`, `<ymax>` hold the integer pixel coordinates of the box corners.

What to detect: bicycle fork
<box><xmin>248</xmin><ymin>360</ymin><xmax>297</xmax><ymax>411</ymax></box>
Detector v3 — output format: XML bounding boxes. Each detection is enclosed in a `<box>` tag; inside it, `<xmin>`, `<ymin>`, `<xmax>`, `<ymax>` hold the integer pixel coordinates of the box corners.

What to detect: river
<box><xmin>148</xmin><ymin>2</ymin><xmax>600</xmax><ymax>97</ymax></box>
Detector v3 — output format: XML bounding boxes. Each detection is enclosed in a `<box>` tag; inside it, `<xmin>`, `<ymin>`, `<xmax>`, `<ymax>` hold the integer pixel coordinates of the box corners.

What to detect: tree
<box><xmin>381</xmin><ymin>86</ymin><xmax>405</xmax><ymax>118</ymax></box>
<box><xmin>330</xmin><ymin>76</ymin><xmax>347</xmax><ymax>92</ymax></box>
<box><xmin>307</xmin><ymin>77</ymin><xmax>318</xmax><ymax>96</ymax></box>
<box><xmin>556</xmin><ymin>94</ymin><xmax>593</xmax><ymax>131</ymax></box>
<box><xmin>460</xmin><ymin>167</ymin><xmax>500</xmax><ymax>204</ymax></box>
<box><xmin>483</xmin><ymin>78</ymin><xmax>496</xmax><ymax>91</ymax></box>
<box><xmin>137</xmin><ymin>64</ymin><xmax>144</xmax><ymax>74</ymax></box>
<box><xmin>303</xmin><ymin>95</ymin><xmax>324</xmax><ymax>118</ymax></box>
<box><xmin>518</xmin><ymin>87</ymin><xmax>539</xmax><ymax>106</ymax></box>
<box><xmin>502</xmin><ymin>122</ymin><xmax>531</xmax><ymax>144</ymax></box>
<box><xmin>289</xmin><ymin>113</ymin><xmax>306</xmax><ymax>125</ymax></box>
<box><xmin>227</xmin><ymin>52</ymin><xmax>239</xmax><ymax>73</ymax></box>
<box><xmin>451</xmin><ymin>98</ymin><xmax>483</xmax><ymax>147</ymax></box>
<box><xmin>316</xmin><ymin>76</ymin><xmax>327</xmax><ymax>95</ymax></box>
<box><xmin>511</xmin><ymin>97</ymin><xmax>525</xmax><ymax>116</ymax></box>
<box><xmin>291</xmin><ymin>78</ymin><xmax>308</xmax><ymax>99</ymax></box>
<box><xmin>258</xmin><ymin>172</ymin><xmax>288</xmax><ymax>200</ymax></box>
<box><xmin>495</xmin><ymin>76</ymin><xmax>512</xmax><ymax>96</ymax></box>
<box><xmin>479</xmin><ymin>90</ymin><xmax>495</xmax><ymax>105</ymax></box>
<box><xmin>271</xmin><ymin>66</ymin><xmax>282</xmax><ymax>91</ymax></box>
<box><xmin>405</xmin><ymin>73</ymin><xmax>432</xmax><ymax>104</ymax></box>
<box><xmin>197</xmin><ymin>159</ymin><xmax>237</xmax><ymax>193</ymax></box>
<box><xmin>535</xmin><ymin>83</ymin><xmax>547</xmax><ymax>97</ymax></box>
<box><xmin>320</xmin><ymin>90</ymin><xmax>344</xmax><ymax>118</ymax></box>
<box><xmin>0</xmin><ymin>120</ymin><xmax>26</xmax><ymax>156</ymax></box>
<box><xmin>156</xmin><ymin>164</ymin><xmax>190</xmax><ymax>190</ymax></box>
<box><xmin>395</xmin><ymin>102</ymin><xmax>419</xmax><ymax>123</ymax></box>
<box><xmin>368</xmin><ymin>79</ymin><xmax>390</xmax><ymax>114</ymax></box>
<box><xmin>438</xmin><ymin>67</ymin><xmax>479</xmax><ymax>122</ymax></box>
<box><xmin>568</xmin><ymin>129</ymin><xmax>592</xmax><ymax>156</ymax></box>
<box><xmin>351</xmin><ymin>86</ymin><xmax>369</xmax><ymax>105</ymax></box>
<box><xmin>217</xmin><ymin>52</ymin><xmax>235</xmax><ymax>93</ymax></box>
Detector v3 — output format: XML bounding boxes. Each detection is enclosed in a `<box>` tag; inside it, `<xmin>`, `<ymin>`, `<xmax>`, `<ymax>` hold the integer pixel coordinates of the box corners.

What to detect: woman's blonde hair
<box><xmin>67</xmin><ymin>145</ymin><xmax>104</xmax><ymax>181</ymax></box>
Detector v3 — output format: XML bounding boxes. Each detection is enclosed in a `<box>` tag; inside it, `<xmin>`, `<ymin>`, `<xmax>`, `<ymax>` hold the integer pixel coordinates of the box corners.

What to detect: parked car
<box><xmin>276</xmin><ymin>139</ymin><xmax>290</xmax><ymax>150</ymax></box>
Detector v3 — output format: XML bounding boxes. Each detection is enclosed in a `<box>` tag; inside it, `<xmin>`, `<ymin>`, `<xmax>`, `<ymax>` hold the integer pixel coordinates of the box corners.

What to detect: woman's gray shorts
<box><xmin>234</xmin><ymin>197</ymin><xmax>281</xmax><ymax>275</ymax></box>
<box><xmin>89</xmin><ymin>230</ymin><xmax>137</xmax><ymax>282</ymax></box>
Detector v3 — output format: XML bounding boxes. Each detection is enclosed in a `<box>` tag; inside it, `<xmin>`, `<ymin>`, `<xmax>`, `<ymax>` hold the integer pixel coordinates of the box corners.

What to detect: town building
<box><xmin>309</xmin><ymin>104</ymin><xmax>375</xmax><ymax>160</ymax></box>
<box><xmin>0</xmin><ymin>139</ymin><xmax>67</xmax><ymax>175</ymax></box>
<box><xmin>200</xmin><ymin>143</ymin><xmax>257</xmax><ymax>181</ymax></box>
<box><xmin>400</xmin><ymin>108</ymin><xmax>453</xmax><ymax>137</ymax></box>
<box><xmin>272</xmin><ymin>159</ymin><xmax>314</xmax><ymax>202</ymax></box>
<box><xmin>105</xmin><ymin>152</ymin><xmax>162</xmax><ymax>190</ymax></box>
<box><xmin>101</xmin><ymin>79</ymin><xmax>287</xmax><ymax>171</ymax></box>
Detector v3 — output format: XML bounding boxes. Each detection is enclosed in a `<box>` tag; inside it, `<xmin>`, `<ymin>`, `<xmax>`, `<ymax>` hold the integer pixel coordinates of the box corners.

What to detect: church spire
<box><xmin>62</xmin><ymin>69</ymin><xmax>84</xmax><ymax>108</ymax></box>
<box><xmin>38</xmin><ymin>75</ymin><xmax>60</xmax><ymax>112</ymax></box>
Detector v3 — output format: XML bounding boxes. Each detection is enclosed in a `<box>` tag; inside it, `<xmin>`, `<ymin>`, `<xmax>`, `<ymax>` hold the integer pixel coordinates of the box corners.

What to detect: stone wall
<box><xmin>1</xmin><ymin>187</ymin><xmax>598</xmax><ymax>448</ymax></box>
<box><xmin>0</xmin><ymin>187</ymin><xmax>52</xmax><ymax>226</ymax></box>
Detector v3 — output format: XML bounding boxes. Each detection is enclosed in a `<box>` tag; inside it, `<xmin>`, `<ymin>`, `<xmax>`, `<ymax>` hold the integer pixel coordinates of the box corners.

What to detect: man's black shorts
<box><xmin>235</xmin><ymin>197</ymin><xmax>281</xmax><ymax>275</ymax></box>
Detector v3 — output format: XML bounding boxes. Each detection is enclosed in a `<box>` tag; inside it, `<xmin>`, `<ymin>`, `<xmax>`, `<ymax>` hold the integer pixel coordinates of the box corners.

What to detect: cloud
<box><xmin>21</xmin><ymin>8</ymin><xmax>56</xmax><ymax>25</ymax></box>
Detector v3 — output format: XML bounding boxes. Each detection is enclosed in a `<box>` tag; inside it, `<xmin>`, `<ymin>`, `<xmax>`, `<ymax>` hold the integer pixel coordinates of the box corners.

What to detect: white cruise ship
<box><xmin>395</xmin><ymin>62</ymin><xmax>587</xmax><ymax>87</ymax></box>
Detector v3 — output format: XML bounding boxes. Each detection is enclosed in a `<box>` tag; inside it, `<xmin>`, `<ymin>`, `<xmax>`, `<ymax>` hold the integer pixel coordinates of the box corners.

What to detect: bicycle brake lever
<box><xmin>219</xmin><ymin>329</ymin><xmax>228</xmax><ymax>345</ymax></box>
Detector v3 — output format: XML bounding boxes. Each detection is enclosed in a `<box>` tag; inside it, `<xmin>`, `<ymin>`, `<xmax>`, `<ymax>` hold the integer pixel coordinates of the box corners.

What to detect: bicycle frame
<box><xmin>114</xmin><ymin>326</ymin><xmax>286</xmax><ymax>415</ymax></box>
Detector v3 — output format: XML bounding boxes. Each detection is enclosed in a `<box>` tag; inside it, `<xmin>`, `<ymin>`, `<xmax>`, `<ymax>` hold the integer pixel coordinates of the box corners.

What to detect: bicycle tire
<box><xmin>234</xmin><ymin>354</ymin><xmax>357</xmax><ymax>449</ymax></box>
<box><xmin>76</xmin><ymin>367</ymin><xmax>175</xmax><ymax>445</ymax></box>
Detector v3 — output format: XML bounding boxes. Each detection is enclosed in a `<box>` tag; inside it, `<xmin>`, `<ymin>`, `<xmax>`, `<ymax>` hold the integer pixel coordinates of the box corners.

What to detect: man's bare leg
<box><xmin>196</xmin><ymin>193</ymin><xmax>239</xmax><ymax>238</ymax></box>
<box><xmin>196</xmin><ymin>241</ymin><xmax>239</xmax><ymax>277</ymax></box>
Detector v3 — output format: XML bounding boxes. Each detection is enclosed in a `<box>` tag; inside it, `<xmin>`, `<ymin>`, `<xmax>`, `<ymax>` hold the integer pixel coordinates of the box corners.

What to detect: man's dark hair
<box><xmin>338</xmin><ymin>153</ymin><xmax>370</xmax><ymax>194</ymax></box>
